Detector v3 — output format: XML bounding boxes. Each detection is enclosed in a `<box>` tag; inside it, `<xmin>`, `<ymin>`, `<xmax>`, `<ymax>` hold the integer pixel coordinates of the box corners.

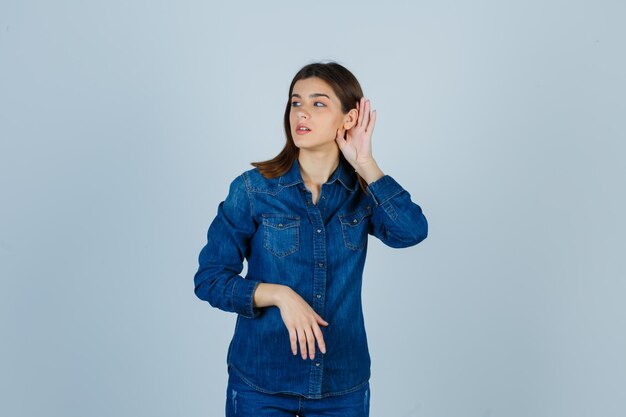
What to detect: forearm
<box><xmin>366</xmin><ymin>174</ymin><xmax>429</xmax><ymax>247</ymax></box>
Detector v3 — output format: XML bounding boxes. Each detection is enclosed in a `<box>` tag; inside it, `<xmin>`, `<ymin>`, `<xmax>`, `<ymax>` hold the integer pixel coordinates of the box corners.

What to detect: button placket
<box><xmin>302</xmin><ymin>188</ymin><xmax>327</xmax><ymax>395</ymax></box>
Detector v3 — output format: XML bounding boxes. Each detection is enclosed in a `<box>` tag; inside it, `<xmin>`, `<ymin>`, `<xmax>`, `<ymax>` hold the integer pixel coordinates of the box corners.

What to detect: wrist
<box><xmin>273</xmin><ymin>284</ymin><xmax>292</xmax><ymax>308</ymax></box>
<box><xmin>354</xmin><ymin>159</ymin><xmax>384</xmax><ymax>185</ymax></box>
<box><xmin>354</xmin><ymin>157</ymin><xmax>376</xmax><ymax>170</ymax></box>
<box><xmin>253</xmin><ymin>283</ymin><xmax>288</xmax><ymax>308</ymax></box>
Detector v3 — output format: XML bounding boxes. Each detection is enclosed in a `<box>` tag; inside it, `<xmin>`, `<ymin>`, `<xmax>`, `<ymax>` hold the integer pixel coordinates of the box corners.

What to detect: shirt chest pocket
<box><xmin>338</xmin><ymin>205</ymin><xmax>372</xmax><ymax>250</ymax></box>
<box><xmin>262</xmin><ymin>214</ymin><xmax>300</xmax><ymax>257</ymax></box>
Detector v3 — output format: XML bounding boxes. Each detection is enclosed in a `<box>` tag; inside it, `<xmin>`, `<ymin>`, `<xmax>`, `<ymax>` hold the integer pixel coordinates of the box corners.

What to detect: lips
<box><xmin>295</xmin><ymin>123</ymin><xmax>312</xmax><ymax>135</ymax></box>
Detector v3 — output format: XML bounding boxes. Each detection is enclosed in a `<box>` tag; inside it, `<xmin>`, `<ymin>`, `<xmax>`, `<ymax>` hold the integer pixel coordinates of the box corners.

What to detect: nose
<box><xmin>297</xmin><ymin>108</ymin><xmax>309</xmax><ymax>120</ymax></box>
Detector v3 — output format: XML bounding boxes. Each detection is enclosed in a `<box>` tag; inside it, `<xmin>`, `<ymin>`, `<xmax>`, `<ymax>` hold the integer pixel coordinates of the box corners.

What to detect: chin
<box><xmin>293</xmin><ymin>135</ymin><xmax>314</xmax><ymax>147</ymax></box>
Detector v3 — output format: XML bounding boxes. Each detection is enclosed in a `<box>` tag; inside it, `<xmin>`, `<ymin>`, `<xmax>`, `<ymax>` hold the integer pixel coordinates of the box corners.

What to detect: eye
<box><xmin>290</xmin><ymin>101</ymin><xmax>326</xmax><ymax>108</ymax></box>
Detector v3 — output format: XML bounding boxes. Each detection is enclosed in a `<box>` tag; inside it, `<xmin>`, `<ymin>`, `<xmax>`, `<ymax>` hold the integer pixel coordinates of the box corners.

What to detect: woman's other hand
<box><xmin>252</xmin><ymin>283</ymin><xmax>329</xmax><ymax>360</ymax></box>
<box><xmin>275</xmin><ymin>286</ymin><xmax>328</xmax><ymax>360</ymax></box>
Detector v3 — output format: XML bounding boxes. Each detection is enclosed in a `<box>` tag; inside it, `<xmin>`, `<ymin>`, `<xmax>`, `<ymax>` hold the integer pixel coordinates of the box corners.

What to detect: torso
<box><xmin>224</xmin><ymin>163</ymin><xmax>375</xmax><ymax>397</ymax></box>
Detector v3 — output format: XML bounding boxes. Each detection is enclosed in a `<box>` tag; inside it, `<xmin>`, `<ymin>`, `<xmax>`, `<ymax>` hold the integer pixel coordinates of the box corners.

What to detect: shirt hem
<box><xmin>227</xmin><ymin>362</ymin><xmax>371</xmax><ymax>399</ymax></box>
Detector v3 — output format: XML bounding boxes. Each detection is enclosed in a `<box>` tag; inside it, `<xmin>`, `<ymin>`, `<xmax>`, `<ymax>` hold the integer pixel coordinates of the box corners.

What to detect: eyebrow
<box><xmin>291</xmin><ymin>93</ymin><xmax>331</xmax><ymax>100</ymax></box>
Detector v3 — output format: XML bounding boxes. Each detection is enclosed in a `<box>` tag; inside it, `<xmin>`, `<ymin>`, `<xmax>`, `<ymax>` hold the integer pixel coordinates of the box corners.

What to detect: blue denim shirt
<box><xmin>194</xmin><ymin>156</ymin><xmax>428</xmax><ymax>399</ymax></box>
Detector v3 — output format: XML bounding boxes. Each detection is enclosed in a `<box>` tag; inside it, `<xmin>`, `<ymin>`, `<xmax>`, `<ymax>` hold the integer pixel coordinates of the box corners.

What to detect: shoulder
<box><xmin>240</xmin><ymin>167</ymin><xmax>282</xmax><ymax>195</ymax></box>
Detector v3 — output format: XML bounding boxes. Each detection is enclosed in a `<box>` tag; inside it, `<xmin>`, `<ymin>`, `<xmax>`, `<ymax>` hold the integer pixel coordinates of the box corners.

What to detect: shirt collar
<box><xmin>279</xmin><ymin>156</ymin><xmax>358</xmax><ymax>192</ymax></box>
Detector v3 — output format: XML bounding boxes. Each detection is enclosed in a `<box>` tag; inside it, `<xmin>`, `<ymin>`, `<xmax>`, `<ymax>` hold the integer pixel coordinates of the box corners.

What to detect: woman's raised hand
<box><xmin>335</xmin><ymin>97</ymin><xmax>377</xmax><ymax>168</ymax></box>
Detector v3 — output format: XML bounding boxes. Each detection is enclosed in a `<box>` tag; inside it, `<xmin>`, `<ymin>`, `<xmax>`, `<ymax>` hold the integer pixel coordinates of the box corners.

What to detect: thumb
<box><xmin>335</xmin><ymin>128</ymin><xmax>345</xmax><ymax>148</ymax></box>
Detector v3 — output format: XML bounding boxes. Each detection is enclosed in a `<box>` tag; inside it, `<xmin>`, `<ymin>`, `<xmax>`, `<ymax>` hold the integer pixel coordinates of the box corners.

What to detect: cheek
<box><xmin>333</xmin><ymin>116</ymin><xmax>345</xmax><ymax>130</ymax></box>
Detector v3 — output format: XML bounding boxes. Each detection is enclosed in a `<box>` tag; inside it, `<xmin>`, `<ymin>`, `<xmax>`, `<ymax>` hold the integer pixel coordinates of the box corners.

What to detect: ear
<box><xmin>342</xmin><ymin>107</ymin><xmax>359</xmax><ymax>130</ymax></box>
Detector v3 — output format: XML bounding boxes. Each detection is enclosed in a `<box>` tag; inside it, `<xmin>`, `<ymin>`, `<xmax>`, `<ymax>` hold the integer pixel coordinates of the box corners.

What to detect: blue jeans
<box><xmin>225</xmin><ymin>366</ymin><xmax>370</xmax><ymax>417</ymax></box>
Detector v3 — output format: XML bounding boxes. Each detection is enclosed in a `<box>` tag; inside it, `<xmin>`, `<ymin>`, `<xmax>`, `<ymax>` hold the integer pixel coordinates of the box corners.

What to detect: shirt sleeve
<box><xmin>365</xmin><ymin>174</ymin><xmax>428</xmax><ymax>248</ymax></box>
<box><xmin>193</xmin><ymin>173</ymin><xmax>263</xmax><ymax>318</ymax></box>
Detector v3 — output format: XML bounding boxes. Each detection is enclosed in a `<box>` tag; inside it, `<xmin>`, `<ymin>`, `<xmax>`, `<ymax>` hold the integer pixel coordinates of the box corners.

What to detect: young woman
<box><xmin>194</xmin><ymin>61</ymin><xmax>428</xmax><ymax>417</ymax></box>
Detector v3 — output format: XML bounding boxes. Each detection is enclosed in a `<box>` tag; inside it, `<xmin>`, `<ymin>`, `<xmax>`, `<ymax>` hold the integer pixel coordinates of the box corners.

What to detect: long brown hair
<box><xmin>251</xmin><ymin>61</ymin><xmax>369</xmax><ymax>194</ymax></box>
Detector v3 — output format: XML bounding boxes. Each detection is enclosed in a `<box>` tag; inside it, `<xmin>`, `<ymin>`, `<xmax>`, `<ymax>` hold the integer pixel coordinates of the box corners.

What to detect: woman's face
<box><xmin>289</xmin><ymin>77</ymin><xmax>354</xmax><ymax>152</ymax></box>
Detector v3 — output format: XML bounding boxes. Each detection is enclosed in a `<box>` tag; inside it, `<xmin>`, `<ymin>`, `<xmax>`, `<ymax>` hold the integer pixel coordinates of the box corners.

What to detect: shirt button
<box><xmin>352</xmin><ymin>219</ymin><xmax>358</xmax><ymax>223</ymax></box>
<box><xmin>316</xmin><ymin>294</ymin><xmax>321</xmax><ymax>298</ymax></box>
<box><xmin>315</xmin><ymin>363</ymin><xmax>320</xmax><ymax>367</ymax></box>
<box><xmin>316</xmin><ymin>229</ymin><xmax>322</xmax><ymax>233</ymax></box>
<box><xmin>318</xmin><ymin>263</ymin><xmax>324</xmax><ymax>268</ymax></box>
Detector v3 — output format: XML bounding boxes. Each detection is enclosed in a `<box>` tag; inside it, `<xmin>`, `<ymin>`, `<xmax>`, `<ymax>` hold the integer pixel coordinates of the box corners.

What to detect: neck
<box><xmin>297</xmin><ymin>147</ymin><xmax>341</xmax><ymax>186</ymax></box>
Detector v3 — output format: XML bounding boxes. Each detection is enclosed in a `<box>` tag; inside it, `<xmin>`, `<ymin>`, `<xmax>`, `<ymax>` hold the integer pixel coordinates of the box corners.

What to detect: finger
<box><xmin>304</xmin><ymin>327</ymin><xmax>316</xmax><ymax>360</ymax></box>
<box><xmin>289</xmin><ymin>328</ymin><xmax>298</xmax><ymax>356</ymax></box>
<box><xmin>312</xmin><ymin>323</ymin><xmax>326</xmax><ymax>354</ymax></box>
<box><xmin>296</xmin><ymin>328</ymin><xmax>307</xmax><ymax>359</ymax></box>
<box><xmin>363</xmin><ymin>100</ymin><xmax>370</xmax><ymax>128</ymax></box>
<box><xmin>367</xmin><ymin>109</ymin><xmax>376</xmax><ymax>134</ymax></box>
<box><xmin>314</xmin><ymin>312</ymin><xmax>329</xmax><ymax>326</ymax></box>
<box><xmin>357</xmin><ymin>97</ymin><xmax>365</xmax><ymax>127</ymax></box>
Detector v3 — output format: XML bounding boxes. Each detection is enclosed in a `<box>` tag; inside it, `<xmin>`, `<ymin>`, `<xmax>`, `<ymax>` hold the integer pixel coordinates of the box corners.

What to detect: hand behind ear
<box><xmin>335</xmin><ymin>97</ymin><xmax>376</xmax><ymax>167</ymax></box>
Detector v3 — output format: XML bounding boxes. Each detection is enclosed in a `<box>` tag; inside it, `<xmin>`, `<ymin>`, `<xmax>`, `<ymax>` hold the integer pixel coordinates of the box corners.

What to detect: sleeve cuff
<box><xmin>232</xmin><ymin>278</ymin><xmax>262</xmax><ymax>319</ymax></box>
<box><xmin>366</xmin><ymin>175</ymin><xmax>405</xmax><ymax>206</ymax></box>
